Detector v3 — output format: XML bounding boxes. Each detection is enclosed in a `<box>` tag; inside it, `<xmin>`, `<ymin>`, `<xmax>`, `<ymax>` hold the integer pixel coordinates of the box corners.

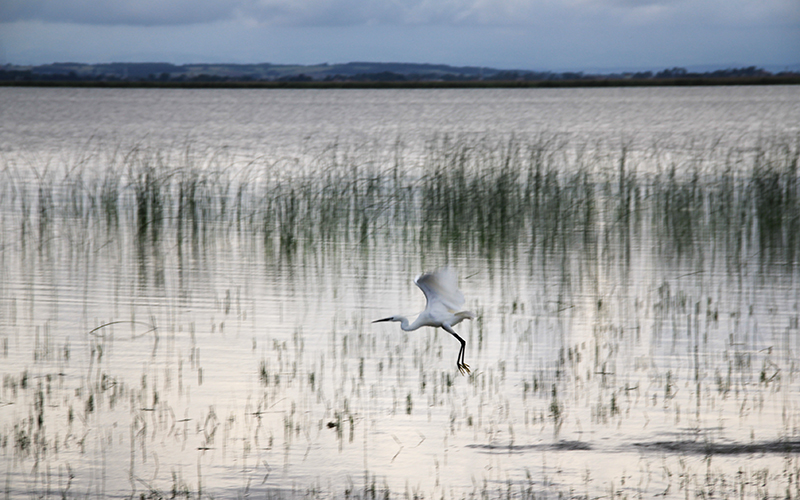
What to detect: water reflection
<box><xmin>0</xmin><ymin>133</ymin><xmax>799</xmax><ymax>498</ymax></box>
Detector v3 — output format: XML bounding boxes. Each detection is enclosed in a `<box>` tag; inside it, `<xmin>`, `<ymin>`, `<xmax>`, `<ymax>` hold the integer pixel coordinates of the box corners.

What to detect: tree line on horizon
<box><xmin>1</xmin><ymin>61</ymin><xmax>797</xmax><ymax>85</ymax></box>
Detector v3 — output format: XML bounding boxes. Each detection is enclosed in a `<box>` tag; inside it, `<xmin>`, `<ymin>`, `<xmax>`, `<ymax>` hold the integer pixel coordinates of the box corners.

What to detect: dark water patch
<box><xmin>467</xmin><ymin>440</ymin><xmax>592</xmax><ymax>454</ymax></box>
<box><xmin>635</xmin><ymin>439</ymin><xmax>800</xmax><ymax>455</ymax></box>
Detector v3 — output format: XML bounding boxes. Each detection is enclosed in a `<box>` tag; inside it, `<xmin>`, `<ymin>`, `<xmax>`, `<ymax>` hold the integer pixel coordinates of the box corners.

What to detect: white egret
<box><xmin>373</xmin><ymin>267</ymin><xmax>475</xmax><ymax>375</ymax></box>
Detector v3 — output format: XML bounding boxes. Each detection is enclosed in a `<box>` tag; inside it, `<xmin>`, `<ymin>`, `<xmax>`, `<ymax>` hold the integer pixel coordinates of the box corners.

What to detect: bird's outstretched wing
<box><xmin>415</xmin><ymin>267</ymin><xmax>465</xmax><ymax>313</ymax></box>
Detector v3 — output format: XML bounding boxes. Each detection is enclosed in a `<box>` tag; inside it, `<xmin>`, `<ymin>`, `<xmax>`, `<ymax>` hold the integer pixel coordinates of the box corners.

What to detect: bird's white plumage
<box><xmin>415</xmin><ymin>267</ymin><xmax>465</xmax><ymax>313</ymax></box>
<box><xmin>373</xmin><ymin>267</ymin><xmax>475</xmax><ymax>374</ymax></box>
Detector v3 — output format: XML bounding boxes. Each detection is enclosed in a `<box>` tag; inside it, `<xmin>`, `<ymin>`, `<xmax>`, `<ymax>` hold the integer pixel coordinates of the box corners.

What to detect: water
<box><xmin>1</xmin><ymin>86</ymin><xmax>800</xmax><ymax>499</ymax></box>
<box><xmin>3</xmin><ymin>86</ymin><xmax>799</xmax><ymax>157</ymax></box>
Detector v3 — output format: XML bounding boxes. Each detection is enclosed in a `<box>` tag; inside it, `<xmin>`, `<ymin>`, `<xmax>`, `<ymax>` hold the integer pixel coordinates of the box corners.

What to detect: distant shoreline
<box><xmin>3</xmin><ymin>75</ymin><xmax>799</xmax><ymax>89</ymax></box>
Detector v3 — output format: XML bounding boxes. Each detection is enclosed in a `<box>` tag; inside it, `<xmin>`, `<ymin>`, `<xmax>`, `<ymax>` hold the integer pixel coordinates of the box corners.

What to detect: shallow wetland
<box><xmin>1</xmin><ymin>86</ymin><xmax>799</xmax><ymax>498</ymax></box>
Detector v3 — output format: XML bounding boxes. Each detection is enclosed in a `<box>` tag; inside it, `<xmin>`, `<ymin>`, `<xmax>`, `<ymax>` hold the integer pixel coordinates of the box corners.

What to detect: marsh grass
<box><xmin>2</xmin><ymin>134</ymin><xmax>798</xmax><ymax>270</ymax></box>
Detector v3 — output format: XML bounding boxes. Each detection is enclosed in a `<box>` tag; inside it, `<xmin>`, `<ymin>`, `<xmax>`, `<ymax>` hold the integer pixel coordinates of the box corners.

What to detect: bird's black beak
<box><xmin>373</xmin><ymin>317</ymin><xmax>393</xmax><ymax>323</ymax></box>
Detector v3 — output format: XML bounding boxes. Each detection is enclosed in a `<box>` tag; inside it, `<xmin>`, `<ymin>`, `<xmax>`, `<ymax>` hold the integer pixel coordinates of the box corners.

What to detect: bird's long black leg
<box><xmin>443</xmin><ymin>324</ymin><xmax>470</xmax><ymax>375</ymax></box>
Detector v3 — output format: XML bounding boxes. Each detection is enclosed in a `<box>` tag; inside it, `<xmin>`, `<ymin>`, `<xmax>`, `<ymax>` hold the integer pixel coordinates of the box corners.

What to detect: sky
<box><xmin>0</xmin><ymin>0</ymin><xmax>798</xmax><ymax>72</ymax></box>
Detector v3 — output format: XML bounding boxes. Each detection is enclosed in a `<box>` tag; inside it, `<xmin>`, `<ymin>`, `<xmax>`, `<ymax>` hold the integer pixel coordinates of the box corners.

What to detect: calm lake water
<box><xmin>1</xmin><ymin>86</ymin><xmax>800</xmax><ymax>499</ymax></box>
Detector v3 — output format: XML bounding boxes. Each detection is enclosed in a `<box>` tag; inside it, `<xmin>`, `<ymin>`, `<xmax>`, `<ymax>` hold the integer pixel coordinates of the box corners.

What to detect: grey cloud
<box><xmin>0</xmin><ymin>0</ymin><xmax>239</xmax><ymax>26</ymax></box>
<box><xmin>241</xmin><ymin>0</ymin><xmax>572</xmax><ymax>26</ymax></box>
<box><xmin>196</xmin><ymin>0</ymin><xmax>494</xmax><ymax>27</ymax></box>
<box><xmin>1</xmin><ymin>0</ymin><xmax>796</xmax><ymax>28</ymax></box>
<box><xmin>1</xmin><ymin>0</ymin><xmax>556</xmax><ymax>26</ymax></box>
<box><xmin>609</xmin><ymin>0</ymin><xmax>680</xmax><ymax>7</ymax></box>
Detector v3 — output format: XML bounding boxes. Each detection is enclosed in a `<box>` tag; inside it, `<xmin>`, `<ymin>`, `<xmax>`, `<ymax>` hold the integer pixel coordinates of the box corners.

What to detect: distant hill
<box><xmin>1</xmin><ymin>61</ymin><xmax>797</xmax><ymax>85</ymax></box>
<box><xmin>1</xmin><ymin>61</ymin><xmax>506</xmax><ymax>82</ymax></box>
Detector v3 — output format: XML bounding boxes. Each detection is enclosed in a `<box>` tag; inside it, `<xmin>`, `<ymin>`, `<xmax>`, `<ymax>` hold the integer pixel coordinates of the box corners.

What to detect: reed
<box><xmin>2</xmin><ymin>134</ymin><xmax>798</xmax><ymax>269</ymax></box>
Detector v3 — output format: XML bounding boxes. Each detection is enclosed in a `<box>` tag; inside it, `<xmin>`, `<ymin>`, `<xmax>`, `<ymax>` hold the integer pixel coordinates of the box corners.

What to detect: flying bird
<box><xmin>373</xmin><ymin>267</ymin><xmax>475</xmax><ymax>374</ymax></box>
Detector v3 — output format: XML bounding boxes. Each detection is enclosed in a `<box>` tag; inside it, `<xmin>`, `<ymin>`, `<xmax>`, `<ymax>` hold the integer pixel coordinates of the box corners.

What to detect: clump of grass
<box><xmin>751</xmin><ymin>140</ymin><xmax>800</xmax><ymax>265</ymax></box>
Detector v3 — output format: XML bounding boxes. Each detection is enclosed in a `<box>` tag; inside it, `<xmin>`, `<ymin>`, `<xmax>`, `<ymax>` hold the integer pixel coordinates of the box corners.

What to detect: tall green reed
<box><xmin>1</xmin><ymin>134</ymin><xmax>798</xmax><ymax>270</ymax></box>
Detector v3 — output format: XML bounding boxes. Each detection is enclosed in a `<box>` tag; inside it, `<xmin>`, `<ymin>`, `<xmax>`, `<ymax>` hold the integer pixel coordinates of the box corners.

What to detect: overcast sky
<box><xmin>1</xmin><ymin>0</ymin><xmax>798</xmax><ymax>71</ymax></box>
